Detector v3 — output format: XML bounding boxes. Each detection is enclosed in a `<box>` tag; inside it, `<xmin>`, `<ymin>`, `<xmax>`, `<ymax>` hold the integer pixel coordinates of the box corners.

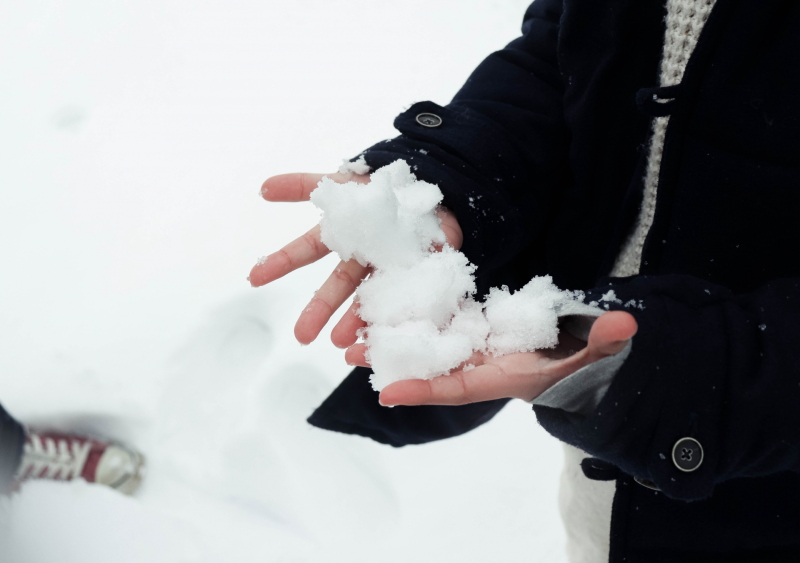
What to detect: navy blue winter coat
<box><xmin>309</xmin><ymin>0</ymin><xmax>800</xmax><ymax>560</ymax></box>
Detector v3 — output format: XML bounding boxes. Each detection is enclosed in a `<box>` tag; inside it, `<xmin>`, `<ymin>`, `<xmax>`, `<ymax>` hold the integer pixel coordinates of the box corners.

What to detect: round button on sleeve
<box><xmin>415</xmin><ymin>113</ymin><xmax>442</xmax><ymax>127</ymax></box>
<box><xmin>672</xmin><ymin>437</ymin><xmax>704</xmax><ymax>472</ymax></box>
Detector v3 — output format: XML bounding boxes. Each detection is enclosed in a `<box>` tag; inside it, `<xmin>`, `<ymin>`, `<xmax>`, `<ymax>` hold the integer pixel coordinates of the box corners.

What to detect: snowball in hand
<box><xmin>484</xmin><ymin>276</ymin><xmax>565</xmax><ymax>355</ymax></box>
<box><xmin>310</xmin><ymin>160</ymin><xmax>445</xmax><ymax>270</ymax></box>
<box><xmin>311</xmin><ymin>159</ymin><xmax>583</xmax><ymax>391</ymax></box>
<box><xmin>365</xmin><ymin>320</ymin><xmax>476</xmax><ymax>387</ymax></box>
<box><xmin>357</xmin><ymin>246</ymin><xmax>476</xmax><ymax>328</ymax></box>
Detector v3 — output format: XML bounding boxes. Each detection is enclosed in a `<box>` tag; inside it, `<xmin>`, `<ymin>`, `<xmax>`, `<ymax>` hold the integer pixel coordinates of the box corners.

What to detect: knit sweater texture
<box><xmin>610</xmin><ymin>0</ymin><xmax>717</xmax><ymax>278</ymax></box>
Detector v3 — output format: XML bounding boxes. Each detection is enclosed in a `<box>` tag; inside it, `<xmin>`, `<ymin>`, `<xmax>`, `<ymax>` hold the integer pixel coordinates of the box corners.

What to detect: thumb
<box><xmin>435</xmin><ymin>208</ymin><xmax>463</xmax><ymax>251</ymax></box>
<box><xmin>586</xmin><ymin>311</ymin><xmax>638</xmax><ymax>360</ymax></box>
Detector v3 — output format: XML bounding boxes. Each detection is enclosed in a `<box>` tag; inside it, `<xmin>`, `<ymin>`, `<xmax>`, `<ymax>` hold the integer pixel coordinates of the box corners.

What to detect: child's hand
<box><xmin>345</xmin><ymin>310</ymin><xmax>638</xmax><ymax>406</ymax></box>
<box><xmin>249</xmin><ymin>171</ymin><xmax>463</xmax><ymax>347</ymax></box>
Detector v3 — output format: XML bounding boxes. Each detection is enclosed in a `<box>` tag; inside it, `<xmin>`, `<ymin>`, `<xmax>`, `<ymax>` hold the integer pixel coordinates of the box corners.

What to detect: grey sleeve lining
<box><xmin>531</xmin><ymin>340</ymin><xmax>631</xmax><ymax>417</ymax></box>
<box><xmin>529</xmin><ymin>310</ymin><xmax>632</xmax><ymax>417</ymax></box>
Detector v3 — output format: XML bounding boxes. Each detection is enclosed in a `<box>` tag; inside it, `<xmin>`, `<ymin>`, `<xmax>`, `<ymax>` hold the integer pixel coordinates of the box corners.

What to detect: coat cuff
<box><xmin>533</xmin><ymin>277</ymin><xmax>724</xmax><ymax>501</ymax></box>
<box><xmin>532</xmin><ymin>340</ymin><xmax>631</xmax><ymax>418</ymax></box>
<box><xmin>531</xmin><ymin>306</ymin><xmax>630</xmax><ymax>418</ymax></box>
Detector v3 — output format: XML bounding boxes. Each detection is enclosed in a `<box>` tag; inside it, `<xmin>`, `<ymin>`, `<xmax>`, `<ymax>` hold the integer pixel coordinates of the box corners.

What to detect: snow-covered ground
<box><xmin>0</xmin><ymin>1</ymin><xmax>568</xmax><ymax>560</ymax></box>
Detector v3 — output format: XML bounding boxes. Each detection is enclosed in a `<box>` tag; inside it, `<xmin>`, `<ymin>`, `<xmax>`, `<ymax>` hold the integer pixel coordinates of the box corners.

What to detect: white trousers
<box><xmin>559</xmin><ymin>444</ymin><xmax>616</xmax><ymax>563</ymax></box>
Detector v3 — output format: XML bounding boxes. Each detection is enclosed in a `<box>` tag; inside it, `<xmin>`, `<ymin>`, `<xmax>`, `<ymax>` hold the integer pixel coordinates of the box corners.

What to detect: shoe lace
<box><xmin>17</xmin><ymin>434</ymin><xmax>93</xmax><ymax>481</ymax></box>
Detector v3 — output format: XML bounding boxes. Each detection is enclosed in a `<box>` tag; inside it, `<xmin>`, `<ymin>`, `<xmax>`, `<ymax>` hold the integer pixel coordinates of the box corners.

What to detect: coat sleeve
<box><xmin>534</xmin><ymin>274</ymin><xmax>800</xmax><ymax>501</ymax></box>
<box><xmin>307</xmin><ymin>367</ymin><xmax>510</xmax><ymax>447</ymax></box>
<box><xmin>353</xmin><ymin>0</ymin><xmax>568</xmax><ymax>273</ymax></box>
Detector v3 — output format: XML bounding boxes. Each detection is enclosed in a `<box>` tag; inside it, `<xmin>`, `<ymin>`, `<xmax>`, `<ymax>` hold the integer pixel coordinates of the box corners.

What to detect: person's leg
<box><xmin>0</xmin><ymin>403</ymin><xmax>26</xmax><ymax>491</ymax></box>
<box><xmin>0</xmin><ymin>402</ymin><xmax>145</xmax><ymax>495</ymax></box>
<box><xmin>15</xmin><ymin>429</ymin><xmax>145</xmax><ymax>495</ymax></box>
<box><xmin>559</xmin><ymin>443</ymin><xmax>615</xmax><ymax>563</ymax></box>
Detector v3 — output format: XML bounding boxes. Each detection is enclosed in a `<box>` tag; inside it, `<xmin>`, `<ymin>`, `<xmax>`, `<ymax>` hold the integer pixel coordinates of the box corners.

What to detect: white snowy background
<box><xmin>0</xmin><ymin>0</ymin><xmax>568</xmax><ymax>561</ymax></box>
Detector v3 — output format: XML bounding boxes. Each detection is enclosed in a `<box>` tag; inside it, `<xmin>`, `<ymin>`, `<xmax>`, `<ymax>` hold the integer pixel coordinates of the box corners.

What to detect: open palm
<box><xmin>250</xmin><ymin>171</ymin><xmax>636</xmax><ymax>406</ymax></box>
<box><xmin>249</xmin><ymin>171</ymin><xmax>462</xmax><ymax>348</ymax></box>
<box><xmin>344</xmin><ymin>311</ymin><xmax>637</xmax><ymax>406</ymax></box>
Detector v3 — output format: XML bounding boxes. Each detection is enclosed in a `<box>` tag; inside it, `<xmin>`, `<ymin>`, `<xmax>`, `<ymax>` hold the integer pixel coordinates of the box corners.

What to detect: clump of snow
<box><xmin>365</xmin><ymin>320</ymin><xmax>476</xmax><ymax>386</ymax></box>
<box><xmin>447</xmin><ymin>300</ymin><xmax>491</xmax><ymax>352</ymax></box>
<box><xmin>484</xmin><ymin>277</ymin><xmax>563</xmax><ymax>355</ymax></box>
<box><xmin>311</xmin><ymin>161</ymin><xmax>445</xmax><ymax>270</ymax></box>
<box><xmin>311</xmin><ymin>160</ymin><xmax>585</xmax><ymax>391</ymax></box>
<box><xmin>358</xmin><ymin>246</ymin><xmax>476</xmax><ymax>328</ymax></box>
<box><xmin>338</xmin><ymin>155</ymin><xmax>370</xmax><ymax>176</ymax></box>
<box><xmin>599</xmin><ymin>290</ymin><xmax>622</xmax><ymax>304</ymax></box>
<box><xmin>623</xmin><ymin>299</ymin><xmax>645</xmax><ymax>310</ymax></box>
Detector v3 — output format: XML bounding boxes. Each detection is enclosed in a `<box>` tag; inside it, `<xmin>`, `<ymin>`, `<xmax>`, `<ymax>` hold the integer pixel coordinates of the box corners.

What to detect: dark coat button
<box><xmin>672</xmin><ymin>437</ymin><xmax>704</xmax><ymax>472</ymax></box>
<box><xmin>416</xmin><ymin>112</ymin><xmax>442</xmax><ymax>127</ymax></box>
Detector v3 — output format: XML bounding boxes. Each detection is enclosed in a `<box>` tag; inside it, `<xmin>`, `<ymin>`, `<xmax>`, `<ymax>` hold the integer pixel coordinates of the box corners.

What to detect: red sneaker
<box><xmin>13</xmin><ymin>431</ymin><xmax>145</xmax><ymax>495</ymax></box>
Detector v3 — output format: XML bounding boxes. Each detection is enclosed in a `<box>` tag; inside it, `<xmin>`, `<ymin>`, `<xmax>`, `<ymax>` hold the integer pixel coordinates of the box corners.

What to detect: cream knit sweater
<box><xmin>562</xmin><ymin>1</ymin><xmax>718</xmax><ymax>562</ymax></box>
<box><xmin>609</xmin><ymin>0</ymin><xmax>717</xmax><ymax>278</ymax></box>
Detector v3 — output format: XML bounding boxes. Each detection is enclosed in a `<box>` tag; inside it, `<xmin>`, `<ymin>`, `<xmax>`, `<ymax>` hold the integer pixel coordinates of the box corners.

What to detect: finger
<box><xmin>379</xmin><ymin>364</ymin><xmax>515</xmax><ymax>407</ymax></box>
<box><xmin>586</xmin><ymin>311</ymin><xmax>638</xmax><ymax>359</ymax></box>
<box><xmin>260</xmin><ymin>172</ymin><xmax>369</xmax><ymax>202</ymax></box>
<box><xmin>436</xmin><ymin>208</ymin><xmax>463</xmax><ymax>251</ymax></box>
<box><xmin>249</xmin><ymin>225</ymin><xmax>329</xmax><ymax>287</ymax></box>
<box><xmin>541</xmin><ymin>311</ymin><xmax>638</xmax><ymax>383</ymax></box>
<box><xmin>331</xmin><ymin>301</ymin><xmax>367</xmax><ymax>349</ymax></box>
<box><xmin>294</xmin><ymin>259</ymin><xmax>370</xmax><ymax>344</ymax></box>
<box><xmin>345</xmin><ymin>343</ymin><xmax>370</xmax><ymax>367</ymax></box>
